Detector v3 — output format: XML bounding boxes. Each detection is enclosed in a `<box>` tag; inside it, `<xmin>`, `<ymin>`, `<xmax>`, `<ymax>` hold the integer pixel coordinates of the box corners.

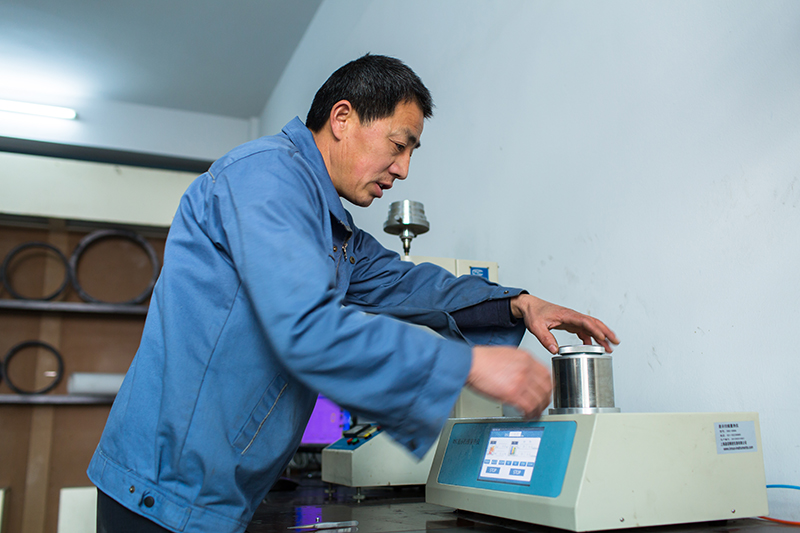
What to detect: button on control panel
<box><xmin>341</xmin><ymin>423</ymin><xmax>382</xmax><ymax>447</ymax></box>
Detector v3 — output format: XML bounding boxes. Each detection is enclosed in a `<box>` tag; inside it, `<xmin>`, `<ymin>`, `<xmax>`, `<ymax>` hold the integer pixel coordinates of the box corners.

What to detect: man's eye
<box><xmin>394</xmin><ymin>143</ymin><xmax>405</xmax><ymax>152</ymax></box>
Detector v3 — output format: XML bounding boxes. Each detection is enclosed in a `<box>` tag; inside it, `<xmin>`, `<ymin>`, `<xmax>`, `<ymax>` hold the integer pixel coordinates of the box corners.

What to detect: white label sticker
<box><xmin>715</xmin><ymin>421</ymin><xmax>757</xmax><ymax>454</ymax></box>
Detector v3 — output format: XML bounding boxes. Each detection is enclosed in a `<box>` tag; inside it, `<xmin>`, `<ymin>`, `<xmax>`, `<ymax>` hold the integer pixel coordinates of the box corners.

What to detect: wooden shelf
<box><xmin>0</xmin><ymin>394</ymin><xmax>115</xmax><ymax>405</ymax></box>
<box><xmin>0</xmin><ymin>299</ymin><xmax>148</xmax><ymax>315</ymax></box>
<box><xmin>0</xmin><ymin>215</ymin><xmax>164</xmax><ymax>533</ymax></box>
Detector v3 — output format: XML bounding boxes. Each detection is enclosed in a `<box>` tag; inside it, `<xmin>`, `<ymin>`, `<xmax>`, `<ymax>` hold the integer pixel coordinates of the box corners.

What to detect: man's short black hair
<box><xmin>305</xmin><ymin>54</ymin><xmax>434</xmax><ymax>132</ymax></box>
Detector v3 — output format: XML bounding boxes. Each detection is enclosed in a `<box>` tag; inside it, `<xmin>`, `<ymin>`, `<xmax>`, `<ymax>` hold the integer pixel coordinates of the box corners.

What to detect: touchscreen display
<box><xmin>477</xmin><ymin>427</ymin><xmax>544</xmax><ymax>485</ymax></box>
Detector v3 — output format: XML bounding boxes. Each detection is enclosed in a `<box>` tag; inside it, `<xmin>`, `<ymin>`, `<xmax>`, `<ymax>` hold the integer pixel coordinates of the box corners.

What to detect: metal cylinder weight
<box><xmin>550</xmin><ymin>345</ymin><xmax>620</xmax><ymax>414</ymax></box>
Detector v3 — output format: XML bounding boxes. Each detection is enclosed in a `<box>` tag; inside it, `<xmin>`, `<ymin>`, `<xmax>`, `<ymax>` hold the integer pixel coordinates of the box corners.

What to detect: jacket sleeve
<box><xmin>206</xmin><ymin>153</ymin><xmax>471</xmax><ymax>457</ymax></box>
<box><xmin>344</xmin><ymin>223</ymin><xmax>528</xmax><ymax>347</ymax></box>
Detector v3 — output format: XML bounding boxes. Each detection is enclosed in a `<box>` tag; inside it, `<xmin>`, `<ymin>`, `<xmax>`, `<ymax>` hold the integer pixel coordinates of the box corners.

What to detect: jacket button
<box><xmin>129</xmin><ymin>486</ymin><xmax>135</xmax><ymax>493</ymax></box>
<box><xmin>333</xmin><ymin>245</ymin><xmax>338</xmax><ymax>252</ymax></box>
<box><xmin>349</xmin><ymin>256</ymin><xmax>355</xmax><ymax>264</ymax></box>
<box><xmin>144</xmin><ymin>496</ymin><xmax>155</xmax><ymax>508</ymax></box>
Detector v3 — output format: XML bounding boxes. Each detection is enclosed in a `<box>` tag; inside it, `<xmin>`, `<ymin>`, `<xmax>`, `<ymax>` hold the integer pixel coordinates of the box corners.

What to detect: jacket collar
<box><xmin>283</xmin><ymin>117</ymin><xmax>351</xmax><ymax>232</ymax></box>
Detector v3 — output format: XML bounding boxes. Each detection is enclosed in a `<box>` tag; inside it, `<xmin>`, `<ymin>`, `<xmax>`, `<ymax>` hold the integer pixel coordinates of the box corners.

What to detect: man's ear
<box><xmin>330</xmin><ymin>100</ymin><xmax>354</xmax><ymax>141</ymax></box>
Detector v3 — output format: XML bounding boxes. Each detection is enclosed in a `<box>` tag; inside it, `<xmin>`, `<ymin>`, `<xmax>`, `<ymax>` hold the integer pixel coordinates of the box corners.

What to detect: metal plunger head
<box><xmin>383</xmin><ymin>200</ymin><xmax>430</xmax><ymax>256</ymax></box>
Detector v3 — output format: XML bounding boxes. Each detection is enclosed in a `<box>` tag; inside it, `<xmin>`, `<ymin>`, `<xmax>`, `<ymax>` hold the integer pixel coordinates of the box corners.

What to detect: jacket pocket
<box><xmin>232</xmin><ymin>373</ymin><xmax>288</xmax><ymax>455</ymax></box>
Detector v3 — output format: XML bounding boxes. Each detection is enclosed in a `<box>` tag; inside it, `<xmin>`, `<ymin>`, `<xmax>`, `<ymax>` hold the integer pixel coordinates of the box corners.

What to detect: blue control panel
<box><xmin>437</xmin><ymin>420</ymin><xmax>576</xmax><ymax>498</ymax></box>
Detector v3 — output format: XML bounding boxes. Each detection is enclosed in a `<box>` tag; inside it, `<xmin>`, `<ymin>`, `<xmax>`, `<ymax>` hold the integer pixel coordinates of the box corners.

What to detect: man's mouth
<box><xmin>374</xmin><ymin>181</ymin><xmax>392</xmax><ymax>198</ymax></box>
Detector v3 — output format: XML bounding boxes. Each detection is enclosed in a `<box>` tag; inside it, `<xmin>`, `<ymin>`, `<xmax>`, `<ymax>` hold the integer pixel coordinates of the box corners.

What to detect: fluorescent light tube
<box><xmin>0</xmin><ymin>99</ymin><xmax>77</xmax><ymax>120</ymax></box>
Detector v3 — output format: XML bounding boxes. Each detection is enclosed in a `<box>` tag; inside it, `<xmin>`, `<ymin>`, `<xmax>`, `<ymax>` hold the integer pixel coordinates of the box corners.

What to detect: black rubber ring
<box><xmin>1</xmin><ymin>242</ymin><xmax>70</xmax><ymax>301</ymax></box>
<box><xmin>3</xmin><ymin>340</ymin><xmax>64</xmax><ymax>395</ymax></box>
<box><xmin>69</xmin><ymin>229</ymin><xmax>160</xmax><ymax>305</ymax></box>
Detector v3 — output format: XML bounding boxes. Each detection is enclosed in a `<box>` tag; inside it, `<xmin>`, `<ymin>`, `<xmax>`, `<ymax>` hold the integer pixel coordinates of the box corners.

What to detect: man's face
<box><xmin>331</xmin><ymin>100</ymin><xmax>424</xmax><ymax>207</ymax></box>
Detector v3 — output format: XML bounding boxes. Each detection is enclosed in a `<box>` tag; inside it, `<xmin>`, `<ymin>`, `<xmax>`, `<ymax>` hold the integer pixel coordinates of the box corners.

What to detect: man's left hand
<box><xmin>509</xmin><ymin>294</ymin><xmax>619</xmax><ymax>354</ymax></box>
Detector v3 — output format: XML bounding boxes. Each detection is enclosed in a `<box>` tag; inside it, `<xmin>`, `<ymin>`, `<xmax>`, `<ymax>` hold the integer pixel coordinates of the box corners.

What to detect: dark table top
<box><xmin>249</xmin><ymin>476</ymin><xmax>791</xmax><ymax>533</ymax></box>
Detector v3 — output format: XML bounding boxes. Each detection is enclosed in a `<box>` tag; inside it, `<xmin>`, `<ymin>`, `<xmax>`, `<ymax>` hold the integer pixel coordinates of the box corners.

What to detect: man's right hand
<box><xmin>467</xmin><ymin>346</ymin><xmax>552</xmax><ymax>419</ymax></box>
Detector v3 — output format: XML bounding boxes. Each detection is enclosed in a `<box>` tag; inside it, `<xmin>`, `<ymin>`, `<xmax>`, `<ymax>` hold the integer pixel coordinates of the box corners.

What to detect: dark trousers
<box><xmin>96</xmin><ymin>490</ymin><xmax>173</xmax><ymax>533</ymax></box>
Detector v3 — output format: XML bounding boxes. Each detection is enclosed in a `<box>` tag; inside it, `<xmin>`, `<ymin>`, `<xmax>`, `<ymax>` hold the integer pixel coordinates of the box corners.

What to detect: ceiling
<box><xmin>0</xmin><ymin>0</ymin><xmax>323</xmax><ymax>119</ymax></box>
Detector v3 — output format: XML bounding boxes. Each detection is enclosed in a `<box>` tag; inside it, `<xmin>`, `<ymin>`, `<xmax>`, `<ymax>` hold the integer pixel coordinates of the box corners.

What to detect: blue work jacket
<box><xmin>87</xmin><ymin>118</ymin><xmax>526</xmax><ymax>533</ymax></box>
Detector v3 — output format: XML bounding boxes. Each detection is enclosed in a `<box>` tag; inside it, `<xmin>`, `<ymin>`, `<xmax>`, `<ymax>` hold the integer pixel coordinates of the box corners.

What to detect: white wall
<box><xmin>263</xmin><ymin>0</ymin><xmax>800</xmax><ymax>518</ymax></box>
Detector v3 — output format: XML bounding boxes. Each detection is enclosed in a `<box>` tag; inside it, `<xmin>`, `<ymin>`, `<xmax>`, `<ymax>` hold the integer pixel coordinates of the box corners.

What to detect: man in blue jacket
<box><xmin>89</xmin><ymin>54</ymin><xmax>618</xmax><ymax>533</ymax></box>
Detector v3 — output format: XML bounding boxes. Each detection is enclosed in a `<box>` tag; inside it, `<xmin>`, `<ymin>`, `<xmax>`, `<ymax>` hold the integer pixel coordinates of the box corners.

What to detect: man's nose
<box><xmin>390</xmin><ymin>153</ymin><xmax>412</xmax><ymax>180</ymax></box>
